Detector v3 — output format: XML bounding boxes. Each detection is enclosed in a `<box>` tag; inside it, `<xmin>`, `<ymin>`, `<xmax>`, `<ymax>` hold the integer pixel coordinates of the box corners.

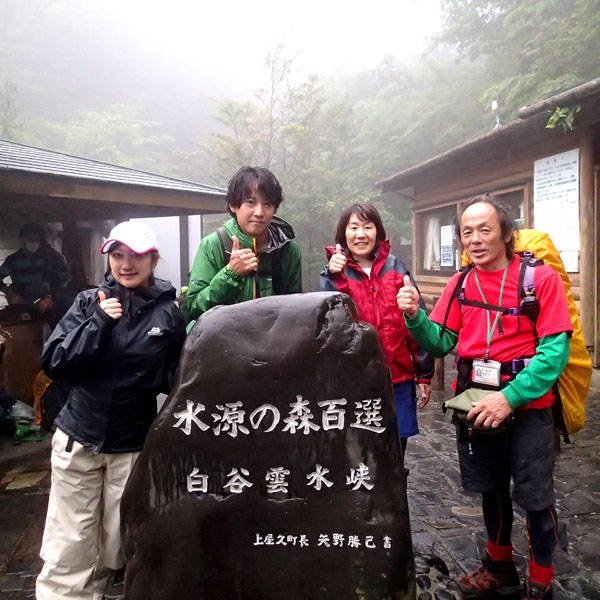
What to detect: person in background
<box><xmin>0</xmin><ymin>284</ymin><xmax>35</xmax><ymax>325</ymax></box>
<box><xmin>36</xmin><ymin>221</ymin><xmax>186</xmax><ymax>600</ymax></box>
<box><xmin>319</xmin><ymin>202</ymin><xmax>433</xmax><ymax>473</ymax></box>
<box><xmin>0</xmin><ymin>222</ymin><xmax>69</xmax><ymax>293</ymax></box>
<box><xmin>23</xmin><ymin>281</ymin><xmax>76</xmax><ymax>340</ymax></box>
<box><xmin>186</xmin><ymin>166</ymin><xmax>302</xmax><ymax>325</ymax></box>
<box><xmin>397</xmin><ymin>196</ymin><xmax>572</xmax><ymax>600</ymax></box>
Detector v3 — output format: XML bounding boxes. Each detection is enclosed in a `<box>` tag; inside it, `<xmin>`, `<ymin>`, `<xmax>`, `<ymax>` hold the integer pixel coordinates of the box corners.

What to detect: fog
<box><xmin>1</xmin><ymin>0</ymin><xmax>441</xmax><ymax>149</ymax></box>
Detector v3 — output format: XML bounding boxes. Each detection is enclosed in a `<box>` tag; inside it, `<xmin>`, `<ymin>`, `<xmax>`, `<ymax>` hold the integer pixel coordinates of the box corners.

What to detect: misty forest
<box><xmin>2</xmin><ymin>0</ymin><xmax>600</xmax><ymax>290</ymax></box>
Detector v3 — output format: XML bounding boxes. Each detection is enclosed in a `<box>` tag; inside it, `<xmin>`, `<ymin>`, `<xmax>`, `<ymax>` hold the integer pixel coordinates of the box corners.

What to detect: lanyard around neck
<box><xmin>474</xmin><ymin>260</ymin><xmax>510</xmax><ymax>360</ymax></box>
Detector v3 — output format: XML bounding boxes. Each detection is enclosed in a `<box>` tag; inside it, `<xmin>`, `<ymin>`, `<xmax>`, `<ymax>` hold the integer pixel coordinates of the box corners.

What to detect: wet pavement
<box><xmin>0</xmin><ymin>357</ymin><xmax>599</xmax><ymax>599</ymax></box>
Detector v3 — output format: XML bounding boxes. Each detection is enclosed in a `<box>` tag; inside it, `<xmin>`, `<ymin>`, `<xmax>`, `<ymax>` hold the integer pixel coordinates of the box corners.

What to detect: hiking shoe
<box><xmin>456</xmin><ymin>551</ymin><xmax>521</xmax><ymax>598</ymax></box>
<box><xmin>523</xmin><ymin>580</ymin><xmax>553</xmax><ymax>599</ymax></box>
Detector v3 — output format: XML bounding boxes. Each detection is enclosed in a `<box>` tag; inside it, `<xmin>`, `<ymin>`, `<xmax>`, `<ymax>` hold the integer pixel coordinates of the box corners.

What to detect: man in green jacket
<box><xmin>187</xmin><ymin>166</ymin><xmax>302</xmax><ymax>323</ymax></box>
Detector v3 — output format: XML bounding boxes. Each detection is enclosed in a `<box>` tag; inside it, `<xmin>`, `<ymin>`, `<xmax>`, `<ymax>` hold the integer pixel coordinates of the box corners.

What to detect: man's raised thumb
<box><xmin>98</xmin><ymin>290</ymin><xmax>106</xmax><ymax>303</ymax></box>
<box><xmin>231</xmin><ymin>235</ymin><xmax>240</xmax><ymax>252</ymax></box>
<box><xmin>335</xmin><ymin>243</ymin><xmax>343</xmax><ymax>255</ymax></box>
<box><xmin>403</xmin><ymin>274</ymin><xmax>412</xmax><ymax>288</ymax></box>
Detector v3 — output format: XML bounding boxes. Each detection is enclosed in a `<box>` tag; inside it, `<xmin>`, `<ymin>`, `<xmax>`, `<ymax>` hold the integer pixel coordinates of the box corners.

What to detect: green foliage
<box><xmin>39</xmin><ymin>104</ymin><xmax>175</xmax><ymax>172</ymax></box>
<box><xmin>438</xmin><ymin>0</ymin><xmax>600</xmax><ymax>119</ymax></box>
<box><xmin>198</xmin><ymin>47</ymin><xmax>371</xmax><ymax>290</ymax></box>
<box><xmin>546</xmin><ymin>104</ymin><xmax>581</xmax><ymax>132</ymax></box>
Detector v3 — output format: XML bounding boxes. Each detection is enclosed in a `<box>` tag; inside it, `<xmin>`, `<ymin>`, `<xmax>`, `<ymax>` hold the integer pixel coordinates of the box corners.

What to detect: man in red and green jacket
<box><xmin>398</xmin><ymin>195</ymin><xmax>571</xmax><ymax>600</ymax></box>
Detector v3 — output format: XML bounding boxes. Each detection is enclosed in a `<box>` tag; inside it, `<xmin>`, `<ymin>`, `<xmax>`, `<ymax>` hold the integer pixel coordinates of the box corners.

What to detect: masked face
<box><xmin>22</xmin><ymin>232</ymin><xmax>41</xmax><ymax>254</ymax></box>
<box><xmin>24</xmin><ymin>241</ymin><xmax>40</xmax><ymax>253</ymax></box>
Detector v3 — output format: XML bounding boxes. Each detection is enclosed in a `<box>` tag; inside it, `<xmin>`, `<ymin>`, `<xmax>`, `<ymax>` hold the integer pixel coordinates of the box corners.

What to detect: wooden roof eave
<box><xmin>0</xmin><ymin>169</ymin><xmax>226</xmax><ymax>216</ymax></box>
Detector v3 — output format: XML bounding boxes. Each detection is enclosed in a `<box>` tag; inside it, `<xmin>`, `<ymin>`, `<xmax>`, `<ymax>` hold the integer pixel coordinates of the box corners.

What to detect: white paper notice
<box><xmin>440</xmin><ymin>225</ymin><xmax>453</xmax><ymax>246</ymax></box>
<box><xmin>534</xmin><ymin>149</ymin><xmax>580</xmax><ymax>256</ymax></box>
<box><xmin>440</xmin><ymin>225</ymin><xmax>454</xmax><ymax>267</ymax></box>
<box><xmin>559</xmin><ymin>250</ymin><xmax>579</xmax><ymax>273</ymax></box>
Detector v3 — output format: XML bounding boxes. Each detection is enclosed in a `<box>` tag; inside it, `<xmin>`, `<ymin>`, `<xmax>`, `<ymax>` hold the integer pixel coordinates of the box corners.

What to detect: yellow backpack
<box><xmin>462</xmin><ymin>229</ymin><xmax>592</xmax><ymax>438</ymax></box>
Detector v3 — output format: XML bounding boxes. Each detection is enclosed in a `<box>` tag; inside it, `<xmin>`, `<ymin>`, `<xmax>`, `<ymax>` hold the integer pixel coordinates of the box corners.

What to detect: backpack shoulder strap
<box><xmin>271</xmin><ymin>248</ymin><xmax>284</xmax><ymax>294</ymax></box>
<box><xmin>516</xmin><ymin>252</ymin><xmax>544</xmax><ymax>345</ymax></box>
<box><xmin>217</xmin><ymin>227</ymin><xmax>233</xmax><ymax>262</ymax></box>
<box><xmin>440</xmin><ymin>265</ymin><xmax>474</xmax><ymax>337</ymax></box>
<box><xmin>517</xmin><ymin>252</ymin><xmax>543</xmax><ymax>298</ymax></box>
<box><xmin>218</xmin><ymin>226</ymin><xmax>285</xmax><ymax>295</ymax></box>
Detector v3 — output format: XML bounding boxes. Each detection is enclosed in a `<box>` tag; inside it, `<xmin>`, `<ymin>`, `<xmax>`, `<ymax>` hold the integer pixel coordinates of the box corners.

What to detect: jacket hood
<box><xmin>224</xmin><ymin>216</ymin><xmax>296</xmax><ymax>253</ymax></box>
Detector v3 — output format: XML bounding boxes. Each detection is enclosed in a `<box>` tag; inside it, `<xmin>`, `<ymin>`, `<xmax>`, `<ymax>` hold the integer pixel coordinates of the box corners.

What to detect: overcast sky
<box><xmin>1</xmin><ymin>0</ymin><xmax>444</xmax><ymax>149</ymax></box>
<box><xmin>99</xmin><ymin>0</ymin><xmax>442</xmax><ymax>88</ymax></box>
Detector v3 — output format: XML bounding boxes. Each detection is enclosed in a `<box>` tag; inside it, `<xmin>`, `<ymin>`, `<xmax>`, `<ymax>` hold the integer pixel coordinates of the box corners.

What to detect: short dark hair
<box><xmin>455</xmin><ymin>194</ymin><xmax>518</xmax><ymax>259</ymax></box>
<box><xmin>225</xmin><ymin>166</ymin><xmax>284</xmax><ymax>216</ymax></box>
<box><xmin>19</xmin><ymin>222</ymin><xmax>46</xmax><ymax>241</ymax></box>
<box><xmin>334</xmin><ymin>203</ymin><xmax>387</xmax><ymax>256</ymax></box>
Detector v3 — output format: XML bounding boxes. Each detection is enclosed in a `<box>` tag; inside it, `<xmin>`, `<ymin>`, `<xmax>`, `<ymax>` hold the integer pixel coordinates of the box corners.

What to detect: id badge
<box><xmin>472</xmin><ymin>358</ymin><xmax>501</xmax><ymax>387</ymax></box>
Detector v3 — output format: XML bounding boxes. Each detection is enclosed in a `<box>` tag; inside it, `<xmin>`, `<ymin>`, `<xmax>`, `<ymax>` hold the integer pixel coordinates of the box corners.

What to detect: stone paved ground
<box><xmin>0</xmin><ymin>359</ymin><xmax>599</xmax><ymax>599</ymax></box>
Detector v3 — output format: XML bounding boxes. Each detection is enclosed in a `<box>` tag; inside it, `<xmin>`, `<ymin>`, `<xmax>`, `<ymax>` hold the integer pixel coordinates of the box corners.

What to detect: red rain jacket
<box><xmin>319</xmin><ymin>240</ymin><xmax>433</xmax><ymax>385</ymax></box>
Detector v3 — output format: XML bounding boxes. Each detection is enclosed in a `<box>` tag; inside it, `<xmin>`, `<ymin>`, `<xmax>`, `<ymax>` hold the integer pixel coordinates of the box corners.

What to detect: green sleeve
<box><xmin>503</xmin><ymin>332</ymin><xmax>570</xmax><ymax>409</ymax></box>
<box><xmin>186</xmin><ymin>234</ymin><xmax>245</xmax><ymax>320</ymax></box>
<box><xmin>404</xmin><ymin>308</ymin><xmax>458</xmax><ymax>357</ymax></box>
<box><xmin>282</xmin><ymin>241</ymin><xmax>302</xmax><ymax>293</ymax></box>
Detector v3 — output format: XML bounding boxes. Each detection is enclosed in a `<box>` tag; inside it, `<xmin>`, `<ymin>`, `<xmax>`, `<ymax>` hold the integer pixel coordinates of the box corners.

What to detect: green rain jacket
<box><xmin>187</xmin><ymin>216</ymin><xmax>302</xmax><ymax>325</ymax></box>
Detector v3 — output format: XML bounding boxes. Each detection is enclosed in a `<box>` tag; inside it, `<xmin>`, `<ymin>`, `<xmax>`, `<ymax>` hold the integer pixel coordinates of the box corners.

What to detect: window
<box><xmin>417</xmin><ymin>205</ymin><xmax>458</xmax><ymax>275</ymax></box>
<box><xmin>495</xmin><ymin>190</ymin><xmax>525</xmax><ymax>229</ymax></box>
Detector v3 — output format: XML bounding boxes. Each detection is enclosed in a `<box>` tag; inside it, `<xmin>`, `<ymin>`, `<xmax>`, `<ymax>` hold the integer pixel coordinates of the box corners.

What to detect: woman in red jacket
<box><xmin>319</xmin><ymin>202</ymin><xmax>433</xmax><ymax>466</ymax></box>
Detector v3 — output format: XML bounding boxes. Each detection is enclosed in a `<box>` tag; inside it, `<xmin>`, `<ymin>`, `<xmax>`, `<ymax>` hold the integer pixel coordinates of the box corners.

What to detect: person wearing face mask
<box><xmin>0</xmin><ymin>222</ymin><xmax>70</xmax><ymax>295</ymax></box>
<box><xmin>319</xmin><ymin>202</ymin><xmax>433</xmax><ymax>472</ymax></box>
<box><xmin>36</xmin><ymin>221</ymin><xmax>186</xmax><ymax>600</ymax></box>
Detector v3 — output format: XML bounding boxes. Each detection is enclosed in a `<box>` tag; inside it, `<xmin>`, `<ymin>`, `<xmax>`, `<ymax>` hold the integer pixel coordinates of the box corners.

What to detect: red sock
<box><xmin>487</xmin><ymin>540</ymin><xmax>514</xmax><ymax>562</ymax></box>
<box><xmin>529</xmin><ymin>561</ymin><xmax>554</xmax><ymax>588</ymax></box>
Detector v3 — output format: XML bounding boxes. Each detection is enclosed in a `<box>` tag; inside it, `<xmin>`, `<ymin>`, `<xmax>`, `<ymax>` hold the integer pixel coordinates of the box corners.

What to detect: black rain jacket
<box><xmin>43</xmin><ymin>275</ymin><xmax>186</xmax><ymax>453</ymax></box>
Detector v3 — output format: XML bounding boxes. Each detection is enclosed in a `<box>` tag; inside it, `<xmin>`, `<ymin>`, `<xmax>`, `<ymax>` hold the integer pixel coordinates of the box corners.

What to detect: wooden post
<box><xmin>433</xmin><ymin>357</ymin><xmax>445</xmax><ymax>391</ymax></box>
<box><xmin>579</xmin><ymin>132</ymin><xmax>595</xmax><ymax>348</ymax></box>
<box><xmin>61</xmin><ymin>218</ymin><xmax>88</xmax><ymax>290</ymax></box>
<box><xmin>179</xmin><ymin>215</ymin><xmax>189</xmax><ymax>291</ymax></box>
<box><xmin>430</xmin><ymin>295</ymin><xmax>445</xmax><ymax>391</ymax></box>
<box><xmin>595</xmin><ymin>166</ymin><xmax>600</xmax><ymax>367</ymax></box>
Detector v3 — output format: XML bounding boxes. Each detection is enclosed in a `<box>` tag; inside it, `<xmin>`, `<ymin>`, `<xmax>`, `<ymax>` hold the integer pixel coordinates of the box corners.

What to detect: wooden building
<box><xmin>0</xmin><ymin>138</ymin><xmax>226</xmax><ymax>404</ymax></box>
<box><xmin>377</xmin><ymin>79</ymin><xmax>600</xmax><ymax>366</ymax></box>
<box><xmin>0</xmin><ymin>138</ymin><xmax>226</xmax><ymax>291</ymax></box>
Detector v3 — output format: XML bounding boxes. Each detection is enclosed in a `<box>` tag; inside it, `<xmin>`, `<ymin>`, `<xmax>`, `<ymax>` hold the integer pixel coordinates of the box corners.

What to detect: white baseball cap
<box><xmin>100</xmin><ymin>221</ymin><xmax>159</xmax><ymax>254</ymax></box>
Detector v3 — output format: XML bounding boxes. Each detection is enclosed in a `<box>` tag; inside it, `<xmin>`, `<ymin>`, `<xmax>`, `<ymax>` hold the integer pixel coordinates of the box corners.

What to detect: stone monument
<box><xmin>121</xmin><ymin>292</ymin><xmax>415</xmax><ymax>599</ymax></box>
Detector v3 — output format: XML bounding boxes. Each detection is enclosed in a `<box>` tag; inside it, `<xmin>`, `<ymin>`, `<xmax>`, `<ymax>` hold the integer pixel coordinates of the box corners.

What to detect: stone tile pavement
<box><xmin>0</xmin><ymin>359</ymin><xmax>599</xmax><ymax>599</ymax></box>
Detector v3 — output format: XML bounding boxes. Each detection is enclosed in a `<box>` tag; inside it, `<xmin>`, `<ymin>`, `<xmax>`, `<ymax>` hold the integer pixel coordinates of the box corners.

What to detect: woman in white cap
<box><xmin>36</xmin><ymin>221</ymin><xmax>186</xmax><ymax>600</ymax></box>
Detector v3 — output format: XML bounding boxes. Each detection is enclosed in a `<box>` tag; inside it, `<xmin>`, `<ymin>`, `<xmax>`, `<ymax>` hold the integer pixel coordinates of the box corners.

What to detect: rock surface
<box><xmin>121</xmin><ymin>292</ymin><xmax>415</xmax><ymax>600</ymax></box>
